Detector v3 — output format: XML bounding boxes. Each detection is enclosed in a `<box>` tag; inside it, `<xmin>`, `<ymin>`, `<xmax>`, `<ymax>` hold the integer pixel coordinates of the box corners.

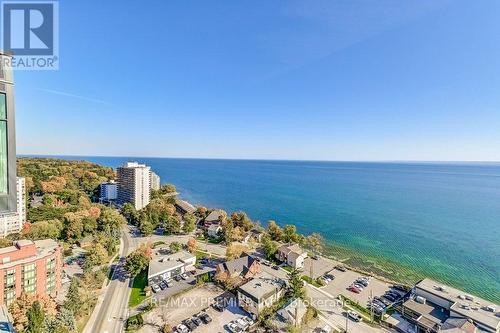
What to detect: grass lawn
<box><xmin>129</xmin><ymin>270</ymin><xmax>148</xmax><ymax>308</ymax></box>
<box><xmin>301</xmin><ymin>275</ymin><xmax>324</xmax><ymax>288</ymax></box>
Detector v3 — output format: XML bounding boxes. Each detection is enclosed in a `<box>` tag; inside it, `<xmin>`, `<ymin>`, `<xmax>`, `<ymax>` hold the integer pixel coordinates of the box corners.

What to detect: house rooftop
<box><xmin>148</xmin><ymin>250</ymin><xmax>195</xmax><ymax>279</ymax></box>
<box><xmin>205</xmin><ymin>210</ymin><xmax>225</xmax><ymax>222</ymax></box>
<box><xmin>416</xmin><ymin>279</ymin><xmax>500</xmax><ymax>331</ymax></box>
<box><xmin>175</xmin><ymin>199</ymin><xmax>196</xmax><ymax>214</ymax></box>
<box><xmin>278</xmin><ymin>243</ymin><xmax>304</xmax><ymax>256</ymax></box>
<box><xmin>217</xmin><ymin>255</ymin><xmax>257</xmax><ymax>276</ymax></box>
<box><xmin>238</xmin><ymin>271</ymin><xmax>284</xmax><ymax>301</ymax></box>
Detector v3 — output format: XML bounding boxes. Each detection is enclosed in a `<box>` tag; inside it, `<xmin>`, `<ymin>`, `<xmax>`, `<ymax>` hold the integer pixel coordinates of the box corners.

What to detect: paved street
<box><xmin>84</xmin><ymin>226</ymin><xmax>135</xmax><ymax>333</ymax></box>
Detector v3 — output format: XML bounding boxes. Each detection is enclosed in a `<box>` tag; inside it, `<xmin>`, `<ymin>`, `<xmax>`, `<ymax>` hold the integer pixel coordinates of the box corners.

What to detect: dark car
<box><xmin>272</xmin><ymin>265</ymin><xmax>280</xmax><ymax>270</ymax></box>
<box><xmin>192</xmin><ymin>316</ymin><xmax>202</xmax><ymax>326</ymax></box>
<box><xmin>335</xmin><ymin>265</ymin><xmax>347</xmax><ymax>272</ymax></box>
<box><xmin>383</xmin><ymin>294</ymin><xmax>395</xmax><ymax>302</ymax></box>
<box><xmin>393</xmin><ymin>284</ymin><xmax>408</xmax><ymax>292</ymax></box>
<box><xmin>183</xmin><ymin>319</ymin><xmax>197</xmax><ymax>330</ymax></box>
<box><xmin>199</xmin><ymin>313</ymin><xmax>212</xmax><ymax>324</ymax></box>
<box><xmin>174</xmin><ymin>275</ymin><xmax>182</xmax><ymax>282</ymax></box>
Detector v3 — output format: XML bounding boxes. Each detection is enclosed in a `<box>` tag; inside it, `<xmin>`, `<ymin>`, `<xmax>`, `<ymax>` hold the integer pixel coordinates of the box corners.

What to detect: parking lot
<box><xmin>140</xmin><ymin>283</ymin><xmax>253</xmax><ymax>333</ymax></box>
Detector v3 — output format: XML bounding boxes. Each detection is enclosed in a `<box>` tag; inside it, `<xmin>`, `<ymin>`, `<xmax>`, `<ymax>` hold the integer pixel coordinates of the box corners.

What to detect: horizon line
<box><xmin>17</xmin><ymin>153</ymin><xmax>500</xmax><ymax>165</ymax></box>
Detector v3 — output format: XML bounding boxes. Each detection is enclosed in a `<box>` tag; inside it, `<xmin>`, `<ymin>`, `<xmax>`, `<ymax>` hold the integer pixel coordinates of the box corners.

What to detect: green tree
<box><xmin>169</xmin><ymin>241</ymin><xmax>182</xmax><ymax>253</ymax></box>
<box><xmin>139</xmin><ymin>219</ymin><xmax>155</xmax><ymax>236</ymax></box>
<box><xmin>283</xmin><ymin>224</ymin><xmax>300</xmax><ymax>243</ymax></box>
<box><xmin>287</xmin><ymin>269</ymin><xmax>306</xmax><ymax>300</ymax></box>
<box><xmin>63</xmin><ymin>278</ymin><xmax>82</xmax><ymax>315</ymax></box>
<box><xmin>182</xmin><ymin>213</ymin><xmax>197</xmax><ymax>233</ymax></box>
<box><xmin>165</xmin><ymin>215</ymin><xmax>181</xmax><ymax>234</ymax></box>
<box><xmin>305</xmin><ymin>233</ymin><xmax>324</xmax><ymax>254</ymax></box>
<box><xmin>230</xmin><ymin>212</ymin><xmax>253</xmax><ymax>231</ymax></box>
<box><xmin>98</xmin><ymin>207</ymin><xmax>126</xmax><ymax>234</ymax></box>
<box><xmin>262</xmin><ymin>235</ymin><xmax>279</xmax><ymax>260</ymax></box>
<box><xmin>26</xmin><ymin>301</ymin><xmax>45</xmax><ymax>333</ymax></box>
<box><xmin>125</xmin><ymin>250</ymin><xmax>150</xmax><ymax>276</ymax></box>
<box><xmin>121</xmin><ymin>203</ymin><xmax>139</xmax><ymax>224</ymax></box>
<box><xmin>84</xmin><ymin>243</ymin><xmax>108</xmax><ymax>271</ymax></box>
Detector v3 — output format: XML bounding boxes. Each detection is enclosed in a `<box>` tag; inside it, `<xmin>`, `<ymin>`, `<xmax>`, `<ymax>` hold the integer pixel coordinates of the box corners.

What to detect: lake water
<box><xmin>44</xmin><ymin>156</ymin><xmax>500</xmax><ymax>302</ymax></box>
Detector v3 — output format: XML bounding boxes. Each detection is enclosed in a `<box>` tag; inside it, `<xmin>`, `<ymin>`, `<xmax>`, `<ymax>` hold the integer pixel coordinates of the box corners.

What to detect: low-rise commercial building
<box><xmin>237</xmin><ymin>272</ymin><xmax>285</xmax><ymax>316</ymax></box>
<box><xmin>147</xmin><ymin>250</ymin><xmax>196</xmax><ymax>283</ymax></box>
<box><xmin>402</xmin><ymin>278</ymin><xmax>500</xmax><ymax>333</ymax></box>
<box><xmin>0</xmin><ymin>239</ymin><xmax>62</xmax><ymax>306</ymax></box>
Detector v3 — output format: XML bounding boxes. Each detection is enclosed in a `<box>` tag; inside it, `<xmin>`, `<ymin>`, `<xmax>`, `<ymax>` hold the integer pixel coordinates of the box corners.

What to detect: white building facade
<box><xmin>117</xmin><ymin>162</ymin><xmax>151</xmax><ymax>210</ymax></box>
<box><xmin>0</xmin><ymin>177</ymin><xmax>26</xmax><ymax>237</ymax></box>
<box><xmin>150</xmin><ymin>171</ymin><xmax>160</xmax><ymax>191</ymax></box>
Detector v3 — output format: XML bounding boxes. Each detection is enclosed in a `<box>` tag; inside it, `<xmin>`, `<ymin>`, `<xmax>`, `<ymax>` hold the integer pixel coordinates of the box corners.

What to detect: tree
<box><xmin>165</xmin><ymin>215</ymin><xmax>181</xmax><ymax>234</ymax></box>
<box><xmin>169</xmin><ymin>241</ymin><xmax>182</xmax><ymax>253</ymax></box>
<box><xmin>287</xmin><ymin>269</ymin><xmax>306</xmax><ymax>300</ymax></box>
<box><xmin>125</xmin><ymin>250</ymin><xmax>150</xmax><ymax>276</ymax></box>
<box><xmin>262</xmin><ymin>235</ymin><xmax>279</xmax><ymax>260</ymax></box>
<box><xmin>98</xmin><ymin>206</ymin><xmax>126</xmax><ymax>234</ymax></box>
<box><xmin>63</xmin><ymin>278</ymin><xmax>82</xmax><ymax>315</ymax></box>
<box><xmin>283</xmin><ymin>224</ymin><xmax>300</xmax><ymax>243</ymax></box>
<box><xmin>160</xmin><ymin>184</ymin><xmax>176</xmax><ymax>193</ymax></box>
<box><xmin>226</xmin><ymin>243</ymin><xmax>248</xmax><ymax>260</ymax></box>
<box><xmin>84</xmin><ymin>243</ymin><xmax>108</xmax><ymax>271</ymax></box>
<box><xmin>139</xmin><ymin>219</ymin><xmax>155</xmax><ymax>236</ymax></box>
<box><xmin>183</xmin><ymin>213</ymin><xmax>196</xmax><ymax>233</ymax></box>
<box><xmin>230</xmin><ymin>212</ymin><xmax>253</xmax><ymax>231</ymax></box>
<box><xmin>305</xmin><ymin>233</ymin><xmax>324</xmax><ymax>254</ymax></box>
<box><xmin>187</xmin><ymin>238</ymin><xmax>197</xmax><ymax>253</ymax></box>
<box><xmin>121</xmin><ymin>203</ymin><xmax>139</xmax><ymax>224</ymax></box>
<box><xmin>9</xmin><ymin>293</ymin><xmax>57</xmax><ymax>332</ymax></box>
<box><xmin>26</xmin><ymin>301</ymin><xmax>45</xmax><ymax>333</ymax></box>
<box><xmin>267</xmin><ymin>220</ymin><xmax>283</xmax><ymax>241</ymax></box>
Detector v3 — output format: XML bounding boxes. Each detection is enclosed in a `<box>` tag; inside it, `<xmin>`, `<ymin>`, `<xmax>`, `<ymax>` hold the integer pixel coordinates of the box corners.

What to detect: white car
<box><xmin>181</xmin><ymin>273</ymin><xmax>189</xmax><ymax>280</ymax></box>
<box><xmin>227</xmin><ymin>321</ymin><xmax>243</xmax><ymax>333</ymax></box>
<box><xmin>347</xmin><ymin>310</ymin><xmax>362</xmax><ymax>322</ymax></box>
<box><xmin>152</xmin><ymin>284</ymin><xmax>160</xmax><ymax>293</ymax></box>
<box><xmin>242</xmin><ymin>316</ymin><xmax>254</xmax><ymax>326</ymax></box>
<box><xmin>176</xmin><ymin>324</ymin><xmax>189</xmax><ymax>333</ymax></box>
<box><xmin>236</xmin><ymin>318</ymin><xmax>249</xmax><ymax>330</ymax></box>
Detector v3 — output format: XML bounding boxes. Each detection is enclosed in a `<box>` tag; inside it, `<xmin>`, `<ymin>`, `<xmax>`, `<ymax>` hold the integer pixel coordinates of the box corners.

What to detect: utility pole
<box><xmin>370</xmin><ymin>289</ymin><xmax>374</xmax><ymax>323</ymax></box>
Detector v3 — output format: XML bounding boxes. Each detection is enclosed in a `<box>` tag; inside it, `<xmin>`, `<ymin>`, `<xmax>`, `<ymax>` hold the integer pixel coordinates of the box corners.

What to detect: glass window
<box><xmin>0</xmin><ymin>93</ymin><xmax>5</xmax><ymax>119</ymax></box>
<box><xmin>0</xmin><ymin>121</ymin><xmax>7</xmax><ymax>194</ymax></box>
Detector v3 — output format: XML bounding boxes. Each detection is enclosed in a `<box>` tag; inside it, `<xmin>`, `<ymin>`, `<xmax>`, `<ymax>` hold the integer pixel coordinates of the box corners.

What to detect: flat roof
<box><xmin>238</xmin><ymin>271</ymin><xmax>284</xmax><ymax>301</ymax></box>
<box><xmin>148</xmin><ymin>250</ymin><xmax>195</xmax><ymax>279</ymax></box>
<box><xmin>403</xmin><ymin>299</ymin><xmax>448</xmax><ymax>324</ymax></box>
<box><xmin>416</xmin><ymin>279</ymin><xmax>500</xmax><ymax>331</ymax></box>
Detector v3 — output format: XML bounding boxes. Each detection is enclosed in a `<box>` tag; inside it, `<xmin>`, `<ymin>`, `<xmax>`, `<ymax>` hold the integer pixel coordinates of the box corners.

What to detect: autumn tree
<box><xmin>226</xmin><ymin>243</ymin><xmax>249</xmax><ymax>260</ymax></box>
<box><xmin>187</xmin><ymin>238</ymin><xmax>197</xmax><ymax>253</ymax></box>
<box><xmin>125</xmin><ymin>250</ymin><xmax>150</xmax><ymax>276</ymax></box>
<box><xmin>183</xmin><ymin>213</ymin><xmax>197</xmax><ymax>233</ymax></box>
<box><xmin>262</xmin><ymin>234</ymin><xmax>279</xmax><ymax>260</ymax></box>
<box><xmin>267</xmin><ymin>220</ymin><xmax>283</xmax><ymax>241</ymax></box>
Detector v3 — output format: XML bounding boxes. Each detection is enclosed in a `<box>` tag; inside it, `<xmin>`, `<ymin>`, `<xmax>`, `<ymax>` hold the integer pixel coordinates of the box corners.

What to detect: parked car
<box><xmin>353</xmin><ymin>283</ymin><xmax>364</xmax><ymax>291</ymax></box>
<box><xmin>152</xmin><ymin>284</ymin><xmax>160</xmax><ymax>293</ymax></box>
<box><xmin>199</xmin><ymin>313</ymin><xmax>212</xmax><ymax>324</ymax></box>
<box><xmin>262</xmin><ymin>260</ymin><xmax>271</xmax><ymax>266</ymax></box>
<box><xmin>192</xmin><ymin>316</ymin><xmax>202</xmax><ymax>326</ymax></box>
<box><xmin>181</xmin><ymin>273</ymin><xmax>189</xmax><ymax>280</ymax></box>
<box><xmin>183</xmin><ymin>319</ymin><xmax>197</xmax><ymax>331</ymax></box>
<box><xmin>347</xmin><ymin>310</ymin><xmax>362</xmax><ymax>322</ymax></box>
<box><xmin>272</xmin><ymin>265</ymin><xmax>280</xmax><ymax>270</ymax></box>
<box><xmin>335</xmin><ymin>265</ymin><xmax>347</xmax><ymax>272</ymax></box>
<box><xmin>159</xmin><ymin>281</ymin><xmax>168</xmax><ymax>290</ymax></box>
<box><xmin>312</xmin><ymin>254</ymin><xmax>320</xmax><ymax>260</ymax></box>
<box><xmin>176</xmin><ymin>324</ymin><xmax>189</xmax><ymax>333</ymax></box>
<box><xmin>242</xmin><ymin>316</ymin><xmax>254</xmax><ymax>326</ymax></box>
<box><xmin>227</xmin><ymin>321</ymin><xmax>243</xmax><ymax>333</ymax></box>
<box><xmin>325</xmin><ymin>274</ymin><xmax>335</xmax><ymax>281</ymax></box>
<box><xmin>348</xmin><ymin>286</ymin><xmax>360</xmax><ymax>294</ymax></box>
<box><xmin>174</xmin><ymin>275</ymin><xmax>182</xmax><ymax>282</ymax></box>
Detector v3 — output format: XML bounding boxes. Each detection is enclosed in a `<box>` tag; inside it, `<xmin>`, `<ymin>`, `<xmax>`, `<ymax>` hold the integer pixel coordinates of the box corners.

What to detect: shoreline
<box><xmin>180</xmin><ymin>196</ymin><xmax>500</xmax><ymax>304</ymax></box>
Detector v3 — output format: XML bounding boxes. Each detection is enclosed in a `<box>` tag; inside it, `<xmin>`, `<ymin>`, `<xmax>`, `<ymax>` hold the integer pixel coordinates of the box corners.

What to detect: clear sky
<box><xmin>15</xmin><ymin>0</ymin><xmax>500</xmax><ymax>161</ymax></box>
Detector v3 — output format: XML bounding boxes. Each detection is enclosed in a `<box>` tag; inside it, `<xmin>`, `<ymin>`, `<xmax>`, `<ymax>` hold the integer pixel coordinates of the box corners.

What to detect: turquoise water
<box><xmin>45</xmin><ymin>157</ymin><xmax>500</xmax><ymax>302</ymax></box>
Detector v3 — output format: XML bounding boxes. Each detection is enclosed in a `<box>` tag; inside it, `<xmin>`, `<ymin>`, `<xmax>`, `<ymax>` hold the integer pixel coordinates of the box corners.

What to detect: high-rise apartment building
<box><xmin>0</xmin><ymin>52</ymin><xmax>16</xmax><ymax>214</ymax></box>
<box><xmin>0</xmin><ymin>239</ymin><xmax>62</xmax><ymax>306</ymax></box>
<box><xmin>117</xmin><ymin>162</ymin><xmax>151</xmax><ymax>210</ymax></box>
<box><xmin>150</xmin><ymin>171</ymin><xmax>161</xmax><ymax>191</ymax></box>
<box><xmin>0</xmin><ymin>177</ymin><xmax>26</xmax><ymax>237</ymax></box>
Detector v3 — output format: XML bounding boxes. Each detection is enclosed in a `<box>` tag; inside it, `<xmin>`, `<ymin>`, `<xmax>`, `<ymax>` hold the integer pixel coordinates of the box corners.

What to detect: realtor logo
<box><xmin>1</xmin><ymin>1</ymin><xmax>59</xmax><ymax>70</ymax></box>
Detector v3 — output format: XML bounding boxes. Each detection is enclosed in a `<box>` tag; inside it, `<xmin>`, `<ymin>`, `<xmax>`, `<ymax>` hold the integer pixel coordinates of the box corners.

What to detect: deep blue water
<box><xmin>39</xmin><ymin>156</ymin><xmax>500</xmax><ymax>301</ymax></box>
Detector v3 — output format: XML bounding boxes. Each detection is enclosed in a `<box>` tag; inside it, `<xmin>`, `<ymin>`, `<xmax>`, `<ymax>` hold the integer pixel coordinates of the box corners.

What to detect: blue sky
<box><xmin>15</xmin><ymin>0</ymin><xmax>500</xmax><ymax>161</ymax></box>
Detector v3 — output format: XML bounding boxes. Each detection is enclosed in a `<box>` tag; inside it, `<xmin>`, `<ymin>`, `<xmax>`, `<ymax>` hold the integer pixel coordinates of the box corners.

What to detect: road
<box><xmin>84</xmin><ymin>226</ymin><xmax>135</xmax><ymax>333</ymax></box>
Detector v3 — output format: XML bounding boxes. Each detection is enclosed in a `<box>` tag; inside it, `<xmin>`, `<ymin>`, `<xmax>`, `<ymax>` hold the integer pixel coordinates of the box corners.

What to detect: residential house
<box><xmin>204</xmin><ymin>210</ymin><xmax>226</xmax><ymax>228</ymax></box>
<box><xmin>175</xmin><ymin>199</ymin><xmax>196</xmax><ymax>216</ymax></box>
<box><xmin>276</xmin><ymin>243</ymin><xmax>308</xmax><ymax>269</ymax></box>
<box><xmin>237</xmin><ymin>272</ymin><xmax>285</xmax><ymax>316</ymax></box>
<box><xmin>207</xmin><ymin>224</ymin><xmax>222</xmax><ymax>239</ymax></box>
<box><xmin>216</xmin><ymin>255</ymin><xmax>261</xmax><ymax>285</ymax></box>
<box><xmin>277</xmin><ymin>298</ymin><xmax>308</xmax><ymax>326</ymax></box>
<box><xmin>243</xmin><ymin>229</ymin><xmax>264</xmax><ymax>244</ymax></box>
